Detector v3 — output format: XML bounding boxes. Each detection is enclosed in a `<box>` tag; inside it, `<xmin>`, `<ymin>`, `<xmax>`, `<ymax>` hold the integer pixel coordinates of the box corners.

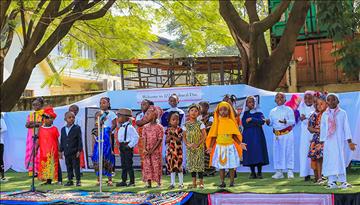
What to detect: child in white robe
<box><xmin>320</xmin><ymin>93</ymin><xmax>356</xmax><ymax>189</ymax></box>
<box><xmin>266</xmin><ymin>92</ymin><xmax>295</xmax><ymax>179</ymax></box>
<box><xmin>298</xmin><ymin>91</ymin><xmax>315</xmax><ymax>181</ymax></box>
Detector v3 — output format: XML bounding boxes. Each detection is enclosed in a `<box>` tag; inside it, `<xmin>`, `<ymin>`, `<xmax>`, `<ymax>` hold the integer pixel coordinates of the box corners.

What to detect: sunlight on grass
<box><xmin>1</xmin><ymin>170</ymin><xmax>359</xmax><ymax>194</ymax></box>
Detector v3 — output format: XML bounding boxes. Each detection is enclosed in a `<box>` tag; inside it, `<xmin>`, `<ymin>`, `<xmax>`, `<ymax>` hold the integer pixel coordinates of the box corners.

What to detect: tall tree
<box><xmin>0</xmin><ymin>0</ymin><xmax>116</xmax><ymax>112</ymax></box>
<box><xmin>220</xmin><ymin>0</ymin><xmax>310</xmax><ymax>90</ymax></box>
<box><xmin>155</xmin><ymin>0</ymin><xmax>310</xmax><ymax>90</ymax></box>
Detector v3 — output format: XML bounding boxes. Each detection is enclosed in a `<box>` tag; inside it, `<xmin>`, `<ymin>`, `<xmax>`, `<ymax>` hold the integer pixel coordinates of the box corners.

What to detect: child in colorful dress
<box><xmin>266</xmin><ymin>92</ymin><xmax>295</xmax><ymax>179</ymax></box>
<box><xmin>25</xmin><ymin>97</ymin><xmax>44</xmax><ymax>176</ymax></box>
<box><xmin>161</xmin><ymin>94</ymin><xmax>186</xmax><ymax>171</ymax></box>
<box><xmin>307</xmin><ymin>92</ymin><xmax>327</xmax><ymax>184</ymax></box>
<box><xmin>320</xmin><ymin>93</ymin><xmax>356</xmax><ymax>189</ymax></box>
<box><xmin>91</xmin><ymin>97</ymin><xmax>116</xmax><ymax>186</ymax></box>
<box><xmin>165</xmin><ymin>111</ymin><xmax>184</xmax><ymax>189</ymax></box>
<box><xmin>207</xmin><ymin>102</ymin><xmax>246</xmax><ymax>188</ymax></box>
<box><xmin>241</xmin><ymin>96</ymin><xmax>269</xmax><ymax>179</ymax></box>
<box><xmin>184</xmin><ymin>104</ymin><xmax>207</xmax><ymax>189</ymax></box>
<box><xmin>38</xmin><ymin>107</ymin><xmax>59</xmax><ymax>185</ymax></box>
<box><xmin>198</xmin><ymin>101</ymin><xmax>216</xmax><ymax>176</ymax></box>
<box><xmin>142</xmin><ymin>106</ymin><xmax>164</xmax><ymax>188</ymax></box>
<box><xmin>135</xmin><ymin>99</ymin><xmax>154</xmax><ymax>170</ymax></box>
<box><xmin>299</xmin><ymin>91</ymin><xmax>315</xmax><ymax>181</ymax></box>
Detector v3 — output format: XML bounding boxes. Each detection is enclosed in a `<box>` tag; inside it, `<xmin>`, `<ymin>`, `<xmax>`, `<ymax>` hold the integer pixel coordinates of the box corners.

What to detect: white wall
<box><xmin>3</xmin><ymin>33</ymin><xmax>51</xmax><ymax>96</ymax></box>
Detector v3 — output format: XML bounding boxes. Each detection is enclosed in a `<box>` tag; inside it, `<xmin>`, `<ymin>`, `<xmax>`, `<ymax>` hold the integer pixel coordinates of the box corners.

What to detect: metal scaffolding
<box><xmin>111</xmin><ymin>55</ymin><xmax>243</xmax><ymax>90</ymax></box>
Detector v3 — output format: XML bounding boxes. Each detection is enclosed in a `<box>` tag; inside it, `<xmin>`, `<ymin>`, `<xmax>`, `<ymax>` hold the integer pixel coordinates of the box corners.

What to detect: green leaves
<box><xmin>317</xmin><ymin>0</ymin><xmax>360</xmax><ymax>77</ymax></box>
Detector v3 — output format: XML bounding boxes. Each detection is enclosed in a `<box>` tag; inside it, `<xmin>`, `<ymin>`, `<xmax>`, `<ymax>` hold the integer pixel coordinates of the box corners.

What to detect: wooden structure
<box><xmin>111</xmin><ymin>56</ymin><xmax>243</xmax><ymax>90</ymax></box>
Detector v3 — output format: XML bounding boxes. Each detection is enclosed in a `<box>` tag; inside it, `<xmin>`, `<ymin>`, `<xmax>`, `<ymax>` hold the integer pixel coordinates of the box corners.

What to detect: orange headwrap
<box><xmin>206</xmin><ymin>102</ymin><xmax>243</xmax><ymax>166</ymax></box>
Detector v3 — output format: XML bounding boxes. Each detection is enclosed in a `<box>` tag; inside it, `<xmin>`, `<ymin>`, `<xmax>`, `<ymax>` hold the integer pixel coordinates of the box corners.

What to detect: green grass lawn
<box><xmin>1</xmin><ymin>170</ymin><xmax>360</xmax><ymax>194</ymax></box>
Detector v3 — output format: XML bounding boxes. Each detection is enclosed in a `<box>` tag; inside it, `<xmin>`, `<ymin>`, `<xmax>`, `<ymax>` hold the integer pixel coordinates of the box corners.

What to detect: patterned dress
<box><xmin>142</xmin><ymin>123</ymin><xmax>164</xmax><ymax>183</ymax></box>
<box><xmin>25</xmin><ymin>111</ymin><xmax>43</xmax><ymax>173</ymax></box>
<box><xmin>308</xmin><ymin>112</ymin><xmax>324</xmax><ymax>160</ymax></box>
<box><xmin>38</xmin><ymin>125</ymin><xmax>59</xmax><ymax>181</ymax></box>
<box><xmin>185</xmin><ymin>121</ymin><xmax>205</xmax><ymax>173</ymax></box>
<box><xmin>199</xmin><ymin>113</ymin><xmax>216</xmax><ymax>175</ymax></box>
<box><xmin>165</xmin><ymin>127</ymin><xmax>183</xmax><ymax>173</ymax></box>
<box><xmin>92</xmin><ymin>127</ymin><xmax>115</xmax><ymax>177</ymax></box>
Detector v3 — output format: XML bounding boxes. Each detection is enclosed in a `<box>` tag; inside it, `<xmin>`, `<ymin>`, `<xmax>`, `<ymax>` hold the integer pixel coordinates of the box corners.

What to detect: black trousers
<box><xmin>120</xmin><ymin>143</ymin><xmax>134</xmax><ymax>183</ymax></box>
<box><xmin>0</xmin><ymin>144</ymin><xmax>4</xmax><ymax>178</ymax></box>
<box><xmin>58</xmin><ymin>160</ymin><xmax>62</xmax><ymax>182</ymax></box>
<box><xmin>65</xmin><ymin>155</ymin><xmax>80</xmax><ymax>181</ymax></box>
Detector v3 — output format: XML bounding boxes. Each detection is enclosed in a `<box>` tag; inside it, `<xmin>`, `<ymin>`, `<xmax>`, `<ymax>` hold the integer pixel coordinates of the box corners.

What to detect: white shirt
<box><xmin>103</xmin><ymin>110</ymin><xmax>117</xmax><ymax>128</ymax></box>
<box><xmin>65</xmin><ymin>124</ymin><xmax>74</xmax><ymax>136</ymax></box>
<box><xmin>0</xmin><ymin>117</ymin><xmax>7</xmax><ymax>144</ymax></box>
<box><xmin>268</xmin><ymin>105</ymin><xmax>295</xmax><ymax>131</ymax></box>
<box><xmin>117</xmin><ymin>121</ymin><xmax>139</xmax><ymax>148</ymax></box>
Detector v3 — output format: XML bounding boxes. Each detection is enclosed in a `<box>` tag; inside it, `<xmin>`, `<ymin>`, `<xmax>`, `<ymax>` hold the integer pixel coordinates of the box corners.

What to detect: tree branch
<box><xmin>245</xmin><ymin>0</ymin><xmax>269</xmax><ymax>65</ymax></box>
<box><xmin>19</xmin><ymin>0</ymin><xmax>28</xmax><ymax>46</ymax></box>
<box><xmin>34</xmin><ymin>0</ymin><xmax>114</xmax><ymax>62</ymax></box>
<box><xmin>254</xmin><ymin>0</ymin><xmax>310</xmax><ymax>90</ymax></box>
<box><xmin>26</xmin><ymin>0</ymin><xmax>47</xmax><ymax>42</ymax></box>
<box><xmin>54</xmin><ymin>1</ymin><xmax>76</xmax><ymax>17</ymax></box>
<box><xmin>79</xmin><ymin>0</ymin><xmax>115</xmax><ymax>20</ymax></box>
<box><xmin>25</xmin><ymin>0</ymin><xmax>61</xmax><ymax>54</ymax></box>
<box><xmin>0</xmin><ymin>0</ymin><xmax>12</xmax><ymax>30</ymax></box>
<box><xmin>219</xmin><ymin>0</ymin><xmax>250</xmax><ymax>42</ymax></box>
<box><xmin>254</xmin><ymin>0</ymin><xmax>290</xmax><ymax>34</ymax></box>
<box><xmin>0</xmin><ymin>10</ymin><xmax>17</xmax><ymax>56</ymax></box>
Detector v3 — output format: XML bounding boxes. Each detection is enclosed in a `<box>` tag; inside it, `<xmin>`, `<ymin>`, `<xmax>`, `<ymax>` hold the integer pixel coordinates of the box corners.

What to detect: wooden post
<box><xmin>155</xmin><ymin>68</ymin><xmax>159</xmax><ymax>88</ymax></box>
<box><xmin>237</xmin><ymin>56</ymin><xmax>241</xmax><ymax>84</ymax></box>
<box><xmin>207</xmin><ymin>59</ymin><xmax>212</xmax><ymax>85</ymax></box>
<box><xmin>137</xmin><ymin>64</ymin><xmax>141</xmax><ymax>88</ymax></box>
<box><xmin>220</xmin><ymin>60</ymin><xmax>224</xmax><ymax>85</ymax></box>
<box><xmin>120</xmin><ymin>63</ymin><xmax>125</xmax><ymax>90</ymax></box>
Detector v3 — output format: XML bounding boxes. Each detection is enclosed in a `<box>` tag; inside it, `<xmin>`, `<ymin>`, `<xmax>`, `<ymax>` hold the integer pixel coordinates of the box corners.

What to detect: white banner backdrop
<box><xmin>2</xmin><ymin>84</ymin><xmax>359</xmax><ymax>173</ymax></box>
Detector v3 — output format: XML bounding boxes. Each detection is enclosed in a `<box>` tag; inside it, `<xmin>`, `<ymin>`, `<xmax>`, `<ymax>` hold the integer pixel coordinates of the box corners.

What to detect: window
<box><xmin>22</xmin><ymin>90</ymin><xmax>34</xmax><ymax>97</ymax></box>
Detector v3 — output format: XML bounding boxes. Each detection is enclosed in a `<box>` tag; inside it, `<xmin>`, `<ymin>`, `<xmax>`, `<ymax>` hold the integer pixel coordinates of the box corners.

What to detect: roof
<box><xmin>111</xmin><ymin>55</ymin><xmax>241</xmax><ymax>71</ymax></box>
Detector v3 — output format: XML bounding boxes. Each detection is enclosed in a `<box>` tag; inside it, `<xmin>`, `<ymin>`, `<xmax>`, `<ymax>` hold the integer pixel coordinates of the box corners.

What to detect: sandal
<box><xmin>199</xmin><ymin>184</ymin><xmax>204</xmax><ymax>189</ymax></box>
<box><xmin>187</xmin><ymin>184</ymin><xmax>196</xmax><ymax>189</ymax></box>
<box><xmin>218</xmin><ymin>182</ymin><xmax>226</xmax><ymax>188</ymax></box>
<box><xmin>107</xmin><ymin>181</ymin><xmax>113</xmax><ymax>186</ymax></box>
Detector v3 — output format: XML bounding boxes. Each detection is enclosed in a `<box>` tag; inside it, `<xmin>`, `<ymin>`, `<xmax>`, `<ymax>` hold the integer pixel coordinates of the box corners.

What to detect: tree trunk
<box><xmin>1</xmin><ymin>55</ymin><xmax>36</xmax><ymax>112</ymax></box>
<box><xmin>250</xmin><ymin>1</ymin><xmax>310</xmax><ymax>90</ymax></box>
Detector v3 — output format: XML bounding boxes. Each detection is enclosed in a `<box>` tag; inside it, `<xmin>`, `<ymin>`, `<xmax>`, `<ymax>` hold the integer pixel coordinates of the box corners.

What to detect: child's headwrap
<box><xmin>314</xmin><ymin>91</ymin><xmax>327</xmax><ymax>101</ymax></box>
<box><xmin>43</xmin><ymin>106</ymin><xmax>57</xmax><ymax>119</ymax></box>
<box><xmin>188</xmin><ymin>103</ymin><xmax>200</xmax><ymax>112</ymax></box>
<box><xmin>326</xmin><ymin>93</ymin><xmax>340</xmax><ymax>137</ymax></box>
<box><xmin>239</xmin><ymin>96</ymin><xmax>261</xmax><ymax>121</ymax></box>
<box><xmin>285</xmin><ymin>94</ymin><xmax>302</xmax><ymax>124</ymax></box>
<box><xmin>206</xmin><ymin>102</ymin><xmax>243</xmax><ymax>165</ymax></box>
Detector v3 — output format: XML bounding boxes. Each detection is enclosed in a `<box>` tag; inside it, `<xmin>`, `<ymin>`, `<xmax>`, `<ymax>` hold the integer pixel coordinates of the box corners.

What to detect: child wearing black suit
<box><xmin>59</xmin><ymin>111</ymin><xmax>83</xmax><ymax>186</ymax></box>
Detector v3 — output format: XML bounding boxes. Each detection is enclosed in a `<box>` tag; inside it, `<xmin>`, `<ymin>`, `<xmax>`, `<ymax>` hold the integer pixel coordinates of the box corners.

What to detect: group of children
<box><xmin>20</xmin><ymin>91</ymin><xmax>356</xmax><ymax>190</ymax></box>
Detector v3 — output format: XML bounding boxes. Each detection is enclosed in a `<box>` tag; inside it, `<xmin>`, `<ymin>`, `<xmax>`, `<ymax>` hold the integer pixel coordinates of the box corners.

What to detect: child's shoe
<box><xmin>339</xmin><ymin>182</ymin><xmax>352</xmax><ymax>189</ymax></box>
<box><xmin>64</xmin><ymin>181</ymin><xmax>74</xmax><ymax>186</ymax></box>
<box><xmin>178</xmin><ymin>184</ymin><xmax>184</xmax><ymax>189</ymax></box>
<box><xmin>272</xmin><ymin>172</ymin><xmax>284</xmax><ymax>179</ymax></box>
<box><xmin>168</xmin><ymin>184</ymin><xmax>175</xmax><ymax>189</ymax></box>
<box><xmin>326</xmin><ymin>182</ymin><xmax>338</xmax><ymax>189</ymax></box>
<box><xmin>76</xmin><ymin>181</ymin><xmax>81</xmax><ymax>187</ymax></box>
<box><xmin>287</xmin><ymin>170</ymin><xmax>294</xmax><ymax>179</ymax></box>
